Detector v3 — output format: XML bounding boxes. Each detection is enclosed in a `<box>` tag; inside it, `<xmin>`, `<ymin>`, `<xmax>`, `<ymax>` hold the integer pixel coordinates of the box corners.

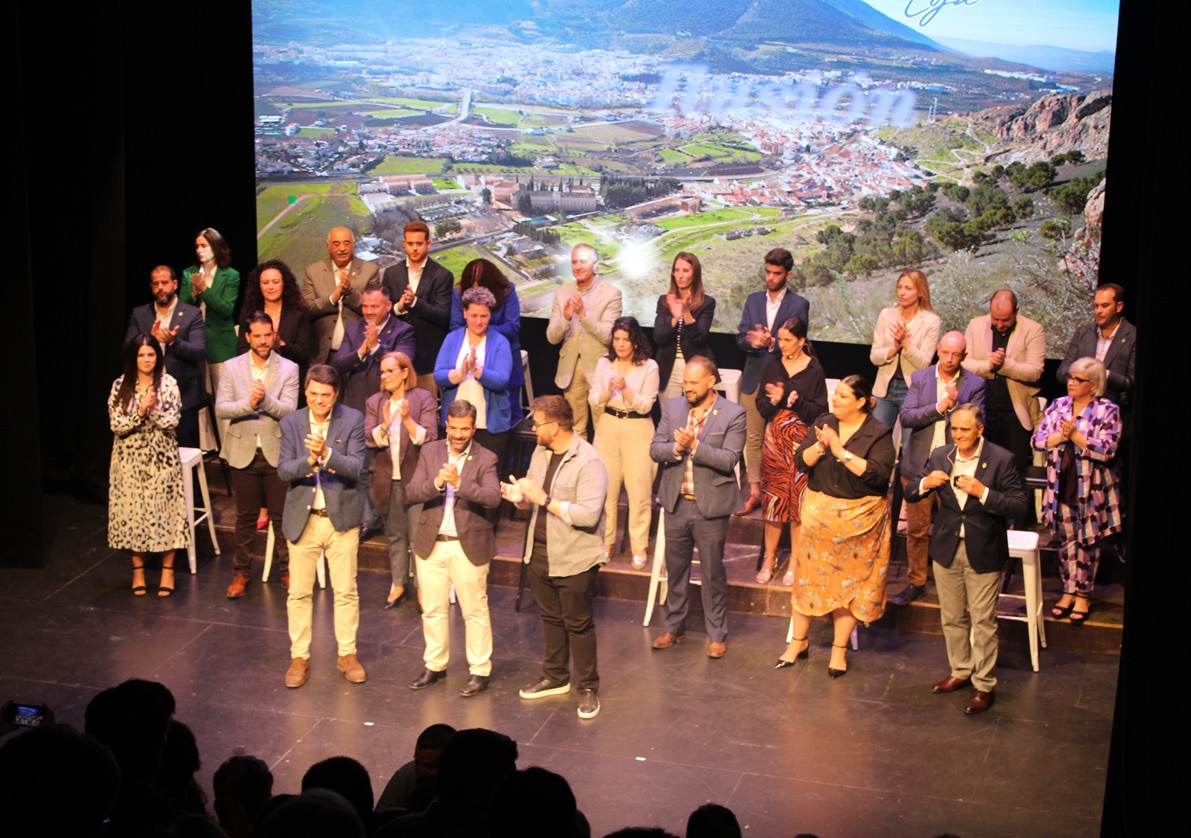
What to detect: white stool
<box><xmin>262</xmin><ymin>521</ymin><xmax>326</xmax><ymax>589</ymax></box>
<box><xmin>178</xmin><ymin>447</ymin><xmax>220</xmax><ymax>574</ymax></box>
<box><xmin>999</xmin><ymin>529</ymin><xmax>1046</xmax><ymax>672</ymax></box>
<box><xmin>718</xmin><ymin>368</ymin><xmax>741</xmax><ymax>404</ymax></box>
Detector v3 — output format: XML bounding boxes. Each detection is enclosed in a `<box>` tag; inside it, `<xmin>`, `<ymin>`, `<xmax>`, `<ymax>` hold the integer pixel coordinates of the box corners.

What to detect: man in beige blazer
<box><xmin>545</xmin><ymin>244</ymin><xmax>622</xmax><ymax>437</ymax></box>
<box><xmin>302</xmin><ymin>226</ymin><xmax>379</xmax><ymax>364</ymax></box>
<box><xmin>962</xmin><ymin>289</ymin><xmax>1046</xmax><ymax>479</ymax></box>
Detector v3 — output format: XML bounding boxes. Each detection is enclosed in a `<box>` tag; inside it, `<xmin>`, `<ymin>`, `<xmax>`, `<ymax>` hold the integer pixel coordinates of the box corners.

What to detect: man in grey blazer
<box><xmin>404</xmin><ymin>400</ymin><xmax>501</xmax><ymax>697</ymax></box>
<box><xmin>216</xmin><ymin>312</ymin><xmax>300</xmax><ymax>599</ymax></box>
<box><xmin>546</xmin><ymin>244</ymin><xmax>622</xmax><ymax>438</ymax></box>
<box><xmin>278</xmin><ymin>365</ymin><xmax>367</xmax><ymax>689</ymax></box>
<box><xmin>891</xmin><ymin>331</ymin><xmax>986</xmax><ymax>605</ymax></box>
<box><xmin>650</xmin><ymin>357</ymin><xmax>747</xmax><ymax>658</ymax></box>
<box><xmin>734</xmin><ymin>248</ymin><xmax>810</xmax><ymax>514</ymax></box>
<box><xmin>302</xmin><ymin>227</ymin><xmax>379</xmax><ymax>364</ymax></box>
<box><xmin>1057</xmin><ymin>283</ymin><xmax>1136</xmax><ymax>409</ymax></box>
<box><xmin>125</xmin><ymin>265</ymin><xmax>207</xmax><ymax>449</ymax></box>
<box><xmin>382</xmin><ymin>220</ymin><xmax>455</xmax><ymax>394</ymax></box>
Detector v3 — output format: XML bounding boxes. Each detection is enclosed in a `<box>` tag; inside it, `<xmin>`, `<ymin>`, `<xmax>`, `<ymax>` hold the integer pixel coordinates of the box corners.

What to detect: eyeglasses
<box><xmin>1069</xmin><ymin>376</ymin><xmax>1092</xmax><ymax>384</ymax></box>
<box><xmin>532</xmin><ymin>420</ymin><xmax>558</xmax><ymax>430</ymax></box>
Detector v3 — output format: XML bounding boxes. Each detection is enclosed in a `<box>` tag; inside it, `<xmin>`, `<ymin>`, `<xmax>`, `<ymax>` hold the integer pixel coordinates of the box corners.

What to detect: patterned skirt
<box><xmin>760</xmin><ymin>409</ymin><xmax>809</xmax><ymax>525</ymax></box>
<box><xmin>790</xmin><ymin>489</ymin><xmax>890</xmax><ymax>622</ymax></box>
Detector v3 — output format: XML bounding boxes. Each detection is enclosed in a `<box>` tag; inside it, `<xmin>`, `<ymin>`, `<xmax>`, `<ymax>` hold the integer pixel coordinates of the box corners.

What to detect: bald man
<box><xmin>962</xmin><ymin>289</ymin><xmax>1045</xmax><ymax>480</ymax></box>
<box><xmin>892</xmin><ymin>331</ymin><xmax>986</xmax><ymax>605</ymax></box>
<box><xmin>302</xmin><ymin>227</ymin><xmax>379</xmax><ymax>364</ymax></box>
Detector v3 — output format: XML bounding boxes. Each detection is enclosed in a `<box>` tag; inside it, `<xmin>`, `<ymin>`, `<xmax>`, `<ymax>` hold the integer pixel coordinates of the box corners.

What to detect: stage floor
<box><xmin>1</xmin><ymin>494</ymin><xmax>1119</xmax><ymax>837</ymax></box>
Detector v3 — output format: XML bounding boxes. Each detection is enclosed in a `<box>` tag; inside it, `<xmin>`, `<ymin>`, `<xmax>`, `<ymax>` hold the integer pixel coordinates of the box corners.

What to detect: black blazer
<box><xmin>1057</xmin><ymin>318</ymin><xmax>1136</xmax><ymax>407</ymax></box>
<box><xmin>236</xmin><ymin>306</ymin><xmax>312</xmax><ymax>367</ymax></box>
<box><xmin>653</xmin><ymin>294</ymin><xmax>716</xmax><ymax>387</ymax></box>
<box><xmin>904</xmin><ymin>439</ymin><xmax>1029</xmax><ymax>573</ymax></box>
<box><xmin>382</xmin><ymin>258</ymin><xmax>455</xmax><ymax>375</ymax></box>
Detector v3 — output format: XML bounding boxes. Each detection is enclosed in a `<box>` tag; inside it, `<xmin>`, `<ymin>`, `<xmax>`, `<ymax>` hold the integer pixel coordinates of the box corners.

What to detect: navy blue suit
<box><xmin>735</xmin><ymin>289</ymin><xmax>810</xmax><ymax>395</ymax></box>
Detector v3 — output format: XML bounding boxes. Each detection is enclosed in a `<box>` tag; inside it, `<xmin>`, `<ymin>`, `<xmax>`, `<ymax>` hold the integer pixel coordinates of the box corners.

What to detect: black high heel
<box><xmin>131</xmin><ymin>560</ymin><xmax>147</xmax><ymax>597</ymax></box>
<box><xmin>828</xmin><ymin>643</ymin><xmax>848</xmax><ymax>679</ymax></box>
<box><xmin>158</xmin><ymin>562</ymin><xmax>175</xmax><ymax>598</ymax></box>
<box><xmin>1051</xmin><ymin>595</ymin><xmax>1075</xmax><ymax>619</ymax></box>
<box><xmin>775</xmin><ymin>636</ymin><xmax>809</xmax><ymax>669</ymax></box>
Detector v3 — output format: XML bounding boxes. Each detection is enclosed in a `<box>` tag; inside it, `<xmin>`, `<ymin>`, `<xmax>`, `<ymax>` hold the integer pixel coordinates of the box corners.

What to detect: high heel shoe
<box><xmin>384</xmin><ymin>585</ymin><xmax>407</xmax><ymax>610</ymax></box>
<box><xmin>1051</xmin><ymin>595</ymin><xmax>1075</xmax><ymax>619</ymax></box>
<box><xmin>1069</xmin><ymin>597</ymin><xmax>1091</xmax><ymax>624</ymax></box>
<box><xmin>755</xmin><ymin>555</ymin><xmax>778</xmax><ymax>585</ymax></box>
<box><xmin>157</xmin><ymin>564</ymin><xmax>175</xmax><ymax>598</ymax></box>
<box><xmin>131</xmin><ymin>560</ymin><xmax>147</xmax><ymax>597</ymax></box>
<box><xmin>775</xmin><ymin>637</ymin><xmax>809</xmax><ymax>669</ymax></box>
<box><xmin>828</xmin><ymin>644</ymin><xmax>848</xmax><ymax>679</ymax></box>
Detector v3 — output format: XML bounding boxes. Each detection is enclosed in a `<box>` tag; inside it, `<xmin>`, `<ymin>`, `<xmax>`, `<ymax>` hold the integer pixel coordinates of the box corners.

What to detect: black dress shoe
<box><xmin>360</xmin><ymin>523</ymin><xmax>383</xmax><ymax>541</ymax></box>
<box><xmin>460</xmin><ymin>675</ymin><xmax>490</xmax><ymax>697</ymax></box>
<box><xmin>889</xmin><ymin>582</ymin><xmax>926</xmax><ymax>606</ymax></box>
<box><xmin>409</xmin><ymin>668</ymin><xmax>446</xmax><ymax>690</ymax></box>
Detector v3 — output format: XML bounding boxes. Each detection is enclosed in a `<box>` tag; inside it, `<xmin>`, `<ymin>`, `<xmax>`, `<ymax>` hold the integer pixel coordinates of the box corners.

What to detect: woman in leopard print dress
<box><xmin>108</xmin><ymin>335</ymin><xmax>190</xmax><ymax>596</ymax></box>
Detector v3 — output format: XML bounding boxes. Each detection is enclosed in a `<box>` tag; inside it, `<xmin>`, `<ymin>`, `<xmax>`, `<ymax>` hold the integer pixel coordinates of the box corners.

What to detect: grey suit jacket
<box><xmin>736</xmin><ymin>289</ymin><xmax>810</xmax><ymax>393</ymax></box>
<box><xmin>381</xmin><ymin>258</ymin><xmax>455</xmax><ymax>374</ymax></box>
<box><xmin>651</xmin><ymin>395</ymin><xmax>746</xmax><ymax>519</ymax></box>
<box><xmin>1057</xmin><ymin>318</ymin><xmax>1136</xmax><ymax>407</ymax></box>
<box><xmin>278</xmin><ymin>404</ymin><xmax>366</xmax><ymax>542</ymax></box>
<box><xmin>899</xmin><ymin>366</ymin><xmax>986</xmax><ymax>479</ymax></box>
<box><xmin>301</xmin><ymin>257</ymin><xmax>379</xmax><ymax>363</ymax></box>
<box><xmin>125</xmin><ymin>301</ymin><xmax>207</xmax><ymax>411</ymax></box>
<box><xmin>545</xmin><ymin>278</ymin><xmax>622</xmax><ymax>389</ymax></box>
<box><xmin>404</xmin><ymin>440</ymin><xmax>501</xmax><ymax>564</ymax></box>
<box><xmin>904</xmin><ymin>439</ymin><xmax>1029</xmax><ymax>573</ymax></box>
<box><xmin>215</xmin><ymin>350</ymin><xmax>299</xmax><ymax>469</ymax></box>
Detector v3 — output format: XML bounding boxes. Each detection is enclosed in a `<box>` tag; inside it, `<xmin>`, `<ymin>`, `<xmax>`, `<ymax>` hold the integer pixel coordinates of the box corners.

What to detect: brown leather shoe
<box><xmin>965</xmin><ymin>690</ymin><xmax>995</xmax><ymax>715</ymax></box>
<box><xmin>338</xmin><ymin>654</ymin><xmax>367</xmax><ymax>684</ymax></box>
<box><xmin>734</xmin><ymin>493</ymin><xmax>762</xmax><ymax>516</ymax></box>
<box><xmin>932</xmin><ymin>675</ymin><xmax>972</xmax><ymax>693</ymax></box>
<box><xmin>226</xmin><ymin>573</ymin><xmax>249</xmax><ymax>599</ymax></box>
<box><xmin>651</xmin><ymin>632</ymin><xmax>685</xmax><ymax>650</ymax></box>
<box><xmin>280</xmin><ymin>573</ymin><xmax>290</xmax><ymax>590</ymax></box>
<box><xmin>285</xmin><ymin>658</ymin><xmax>310</xmax><ymax>688</ymax></box>
<box><xmin>707</xmin><ymin>641</ymin><xmax>727</xmax><ymax>659</ymax></box>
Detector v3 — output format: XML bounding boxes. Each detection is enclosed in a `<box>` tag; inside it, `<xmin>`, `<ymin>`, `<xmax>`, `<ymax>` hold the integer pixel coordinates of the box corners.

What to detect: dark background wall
<box><xmin>14</xmin><ymin>2</ymin><xmax>1176</xmax><ymax>829</ymax></box>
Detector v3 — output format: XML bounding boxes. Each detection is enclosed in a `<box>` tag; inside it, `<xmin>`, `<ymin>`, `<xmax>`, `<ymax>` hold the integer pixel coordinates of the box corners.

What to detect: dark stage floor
<box><xmin>1</xmin><ymin>494</ymin><xmax>1119</xmax><ymax>837</ymax></box>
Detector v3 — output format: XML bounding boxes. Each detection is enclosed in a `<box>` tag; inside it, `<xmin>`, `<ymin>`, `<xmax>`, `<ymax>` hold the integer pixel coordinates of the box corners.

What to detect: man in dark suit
<box><xmin>125</xmin><ymin>265</ymin><xmax>206</xmax><ymax>448</ymax></box>
<box><xmin>734</xmin><ymin>248</ymin><xmax>809</xmax><ymax>515</ymax></box>
<box><xmin>216</xmin><ymin>312</ymin><xmax>300</xmax><ymax>599</ymax></box>
<box><xmin>382</xmin><ymin>220</ymin><xmax>455</xmax><ymax>394</ymax></box>
<box><xmin>302</xmin><ymin>227</ymin><xmax>379</xmax><ymax>364</ymax></box>
<box><xmin>1057</xmin><ymin>282</ymin><xmax>1136</xmax><ymax>409</ymax></box>
<box><xmin>649</xmin><ymin>357</ymin><xmax>747</xmax><ymax>658</ymax></box>
<box><xmin>891</xmin><ymin>331</ymin><xmax>986</xmax><ymax>605</ymax></box>
<box><xmin>333</xmin><ymin>285</ymin><xmax>417</xmax><ymax>414</ymax></box>
<box><xmin>404</xmin><ymin>400</ymin><xmax>501</xmax><ymax>697</ymax></box>
<box><xmin>278</xmin><ymin>365</ymin><xmax>367</xmax><ymax>689</ymax></box>
<box><xmin>904</xmin><ymin>404</ymin><xmax>1029</xmax><ymax>715</ymax></box>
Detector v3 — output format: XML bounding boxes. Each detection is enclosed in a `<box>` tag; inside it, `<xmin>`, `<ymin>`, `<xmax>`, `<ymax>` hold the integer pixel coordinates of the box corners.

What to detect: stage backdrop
<box><xmin>252</xmin><ymin>0</ymin><xmax>1119</xmax><ymax>358</ymax></box>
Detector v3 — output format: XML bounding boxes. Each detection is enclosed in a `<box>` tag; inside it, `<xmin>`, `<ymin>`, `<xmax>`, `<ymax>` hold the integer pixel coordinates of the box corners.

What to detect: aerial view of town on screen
<box><xmin>253</xmin><ymin>0</ymin><xmax>1118</xmax><ymax>354</ymax></box>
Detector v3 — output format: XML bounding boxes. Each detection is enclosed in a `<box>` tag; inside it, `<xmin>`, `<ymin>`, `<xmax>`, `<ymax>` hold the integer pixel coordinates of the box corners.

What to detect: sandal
<box><xmin>782</xmin><ymin>569</ymin><xmax>795</xmax><ymax>587</ymax></box>
<box><xmin>131</xmin><ymin>560</ymin><xmax>147</xmax><ymax>597</ymax></box>
<box><xmin>1069</xmin><ymin>597</ymin><xmax>1091</xmax><ymax>624</ymax></box>
<box><xmin>158</xmin><ymin>563</ymin><xmax>175</xmax><ymax>598</ymax></box>
<box><xmin>1051</xmin><ymin>594</ymin><xmax>1075</xmax><ymax>619</ymax></box>
<box><xmin>755</xmin><ymin>555</ymin><xmax>777</xmax><ymax>585</ymax></box>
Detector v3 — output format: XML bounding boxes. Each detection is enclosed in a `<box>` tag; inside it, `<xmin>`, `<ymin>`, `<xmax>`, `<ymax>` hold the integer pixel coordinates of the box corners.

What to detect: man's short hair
<box><xmin>152</xmin><ymin>264</ymin><xmax>177</xmax><ymax>281</ymax></box>
<box><xmin>572</xmin><ymin>243</ymin><xmax>598</xmax><ymax>265</ymax></box>
<box><xmin>446</xmin><ymin>399</ymin><xmax>478</xmax><ymax>422</ymax></box>
<box><xmin>1098</xmin><ymin>283</ymin><xmax>1125</xmax><ymax>304</ymax></box>
<box><xmin>306</xmin><ymin>364</ymin><xmax>341</xmax><ymax>393</ymax></box>
<box><xmin>246</xmin><ymin>311</ymin><xmax>274</xmax><ymax>331</ymax></box>
<box><xmin>763</xmin><ymin>248</ymin><xmax>793</xmax><ymax>272</ymax></box>
<box><xmin>685</xmin><ymin>355</ymin><xmax>720</xmax><ymax>383</ymax></box>
<box><xmin>953</xmin><ymin>403</ymin><xmax>985</xmax><ymax>428</ymax></box>
<box><xmin>990</xmin><ymin>288</ymin><xmax>1018</xmax><ymax>310</ymax></box>
<box><xmin>415</xmin><ymin>723</ymin><xmax>457</xmax><ymax>752</ymax></box>
<box><xmin>404</xmin><ymin>220</ymin><xmax>430</xmax><ymax>239</ymax></box>
<box><xmin>363</xmin><ymin>283</ymin><xmax>391</xmax><ymax>300</ymax></box>
<box><xmin>531</xmin><ymin>395</ymin><xmax>573</xmax><ymax>430</ymax></box>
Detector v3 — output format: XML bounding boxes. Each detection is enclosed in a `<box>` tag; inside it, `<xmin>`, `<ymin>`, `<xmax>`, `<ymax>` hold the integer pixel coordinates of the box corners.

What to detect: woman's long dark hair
<box><xmin>116</xmin><ymin>334</ymin><xmax>163</xmax><ymax>409</ymax></box>
<box><xmin>460</xmin><ymin>258</ymin><xmax>511</xmax><ymax>310</ymax></box>
<box><xmin>669</xmin><ymin>252</ymin><xmax>706</xmax><ymax>312</ymax></box>
<box><xmin>777</xmin><ymin>315</ymin><xmax>817</xmax><ymax>360</ymax></box>
<box><xmin>196</xmin><ymin>227</ymin><xmax>232</xmax><ymax>269</ymax></box>
<box><xmin>838</xmin><ymin>374</ymin><xmax>875</xmax><ymax>413</ymax></box>
<box><xmin>604</xmin><ymin>316</ymin><xmax>653</xmax><ymax>364</ymax></box>
<box><xmin>243</xmin><ymin>259</ymin><xmax>306</xmax><ymax>313</ymax></box>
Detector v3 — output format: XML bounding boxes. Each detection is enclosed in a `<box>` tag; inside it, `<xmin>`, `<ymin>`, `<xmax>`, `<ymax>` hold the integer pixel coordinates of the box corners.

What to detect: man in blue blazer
<box><xmin>125</xmin><ymin>265</ymin><xmax>206</xmax><ymax>449</ymax></box>
<box><xmin>734</xmin><ymin>248</ymin><xmax>809</xmax><ymax>514</ymax></box>
<box><xmin>278</xmin><ymin>365</ymin><xmax>367</xmax><ymax>689</ymax></box>
<box><xmin>904</xmin><ymin>404</ymin><xmax>1028</xmax><ymax>715</ymax></box>
<box><xmin>891</xmin><ymin>331</ymin><xmax>986</xmax><ymax>605</ymax></box>
<box><xmin>650</xmin><ymin>357</ymin><xmax>747</xmax><ymax>658</ymax></box>
<box><xmin>1057</xmin><ymin>283</ymin><xmax>1136</xmax><ymax>409</ymax></box>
